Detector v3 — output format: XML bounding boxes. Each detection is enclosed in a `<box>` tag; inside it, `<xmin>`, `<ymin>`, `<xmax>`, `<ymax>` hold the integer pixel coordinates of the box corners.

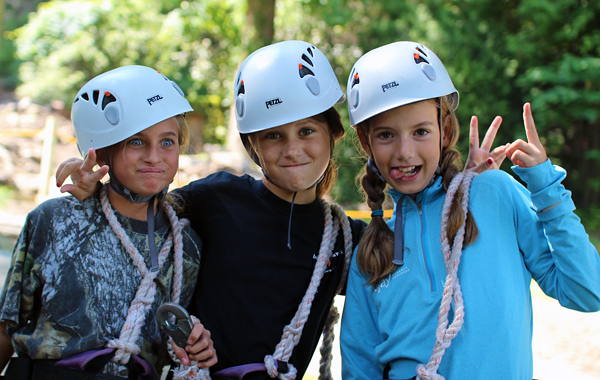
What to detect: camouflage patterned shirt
<box><xmin>0</xmin><ymin>191</ymin><xmax>201</xmax><ymax>377</ymax></box>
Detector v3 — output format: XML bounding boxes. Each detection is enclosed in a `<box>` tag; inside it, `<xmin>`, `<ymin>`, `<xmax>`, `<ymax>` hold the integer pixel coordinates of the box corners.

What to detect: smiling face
<box><xmin>249</xmin><ymin>116</ymin><xmax>331</xmax><ymax>203</ymax></box>
<box><xmin>102</xmin><ymin>117</ymin><xmax>180</xmax><ymax>198</ymax></box>
<box><xmin>360</xmin><ymin>100</ymin><xmax>449</xmax><ymax>196</ymax></box>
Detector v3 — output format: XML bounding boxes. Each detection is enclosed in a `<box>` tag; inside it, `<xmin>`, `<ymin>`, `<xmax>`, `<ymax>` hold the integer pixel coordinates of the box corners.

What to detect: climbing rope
<box><xmin>318</xmin><ymin>203</ymin><xmax>353</xmax><ymax>380</ymax></box>
<box><xmin>264</xmin><ymin>200</ymin><xmax>353</xmax><ymax>380</ymax></box>
<box><xmin>100</xmin><ymin>185</ymin><xmax>210</xmax><ymax>379</ymax></box>
<box><xmin>416</xmin><ymin>171</ymin><xmax>477</xmax><ymax>380</ymax></box>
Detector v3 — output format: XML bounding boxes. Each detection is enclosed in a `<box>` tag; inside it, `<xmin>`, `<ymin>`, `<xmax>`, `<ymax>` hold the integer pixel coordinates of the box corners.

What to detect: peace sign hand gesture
<box><xmin>505</xmin><ymin>103</ymin><xmax>547</xmax><ymax>168</ymax></box>
<box><xmin>464</xmin><ymin>115</ymin><xmax>508</xmax><ymax>173</ymax></box>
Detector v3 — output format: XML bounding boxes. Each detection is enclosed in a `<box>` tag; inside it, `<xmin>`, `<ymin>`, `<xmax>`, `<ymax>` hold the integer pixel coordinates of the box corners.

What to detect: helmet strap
<box><xmin>438</xmin><ymin>97</ymin><xmax>444</xmax><ymax>171</ymax></box>
<box><xmin>261</xmin><ymin>166</ymin><xmax>324</xmax><ymax>251</ymax></box>
<box><xmin>105</xmin><ymin>154</ymin><xmax>167</xmax><ymax>272</ymax></box>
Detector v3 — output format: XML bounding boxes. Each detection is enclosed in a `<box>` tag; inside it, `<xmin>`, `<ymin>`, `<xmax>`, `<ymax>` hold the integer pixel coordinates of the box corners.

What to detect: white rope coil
<box><xmin>416</xmin><ymin>172</ymin><xmax>476</xmax><ymax>380</ymax></box>
<box><xmin>265</xmin><ymin>200</ymin><xmax>353</xmax><ymax>380</ymax></box>
<box><xmin>100</xmin><ymin>185</ymin><xmax>211</xmax><ymax>379</ymax></box>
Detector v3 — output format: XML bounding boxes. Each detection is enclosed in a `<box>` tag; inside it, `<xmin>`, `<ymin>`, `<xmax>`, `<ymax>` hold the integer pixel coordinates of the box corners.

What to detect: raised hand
<box><xmin>464</xmin><ymin>115</ymin><xmax>508</xmax><ymax>173</ymax></box>
<box><xmin>55</xmin><ymin>148</ymin><xmax>108</xmax><ymax>200</ymax></box>
<box><xmin>171</xmin><ymin>322</ymin><xmax>217</xmax><ymax>367</ymax></box>
<box><xmin>505</xmin><ymin>103</ymin><xmax>547</xmax><ymax>168</ymax></box>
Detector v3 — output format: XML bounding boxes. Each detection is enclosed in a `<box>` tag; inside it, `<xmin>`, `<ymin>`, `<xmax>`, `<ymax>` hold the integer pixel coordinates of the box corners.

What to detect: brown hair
<box><xmin>312</xmin><ymin>107</ymin><xmax>345</xmax><ymax>198</ymax></box>
<box><xmin>356</xmin><ymin>97</ymin><xmax>479</xmax><ymax>287</ymax></box>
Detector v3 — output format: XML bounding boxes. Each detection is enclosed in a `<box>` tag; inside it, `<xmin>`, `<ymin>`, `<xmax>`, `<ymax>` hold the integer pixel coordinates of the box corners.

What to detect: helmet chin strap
<box><xmin>261</xmin><ymin>167</ymin><xmax>326</xmax><ymax>251</ymax></box>
<box><xmin>362</xmin><ymin>110</ymin><xmax>444</xmax><ymax>269</ymax></box>
<box><xmin>105</xmin><ymin>155</ymin><xmax>168</xmax><ymax>272</ymax></box>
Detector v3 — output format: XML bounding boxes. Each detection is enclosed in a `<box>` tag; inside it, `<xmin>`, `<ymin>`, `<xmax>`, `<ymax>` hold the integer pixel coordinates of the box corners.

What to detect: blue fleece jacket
<box><xmin>341</xmin><ymin>160</ymin><xmax>600</xmax><ymax>380</ymax></box>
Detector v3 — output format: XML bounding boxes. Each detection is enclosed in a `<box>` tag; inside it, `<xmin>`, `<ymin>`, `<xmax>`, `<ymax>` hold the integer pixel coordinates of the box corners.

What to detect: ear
<box><xmin>357</xmin><ymin>128</ymin><xmax>372</xmax><ymax>156</ymax></box>
<box><xmin>95</xmin><ymin>148</ymin><xmax>107</xmax><ymax>167</ymax></box>
<box><xmin>442</xmin><ymin>114</ymin><xmax>453</xmax><ymax>148</ymax></box>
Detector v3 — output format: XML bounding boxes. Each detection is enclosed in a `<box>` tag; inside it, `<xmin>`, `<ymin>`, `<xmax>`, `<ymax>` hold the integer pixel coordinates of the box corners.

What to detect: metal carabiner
<box><xmin>156</xmin><ymin>302</ymin><xmax>194</xmax><ymax>348</ymax></box>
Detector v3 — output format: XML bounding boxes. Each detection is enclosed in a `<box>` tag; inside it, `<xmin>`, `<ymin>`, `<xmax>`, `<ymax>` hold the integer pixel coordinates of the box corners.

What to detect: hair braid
<box><xmin>439</xmin><ymin>148</ymin><xmax>479</xmax><ymax>247</ymax></box>
<box><xmin>356</xmin><ymin>164</ymin><xmax>395</xmax><ymax>287</ymax></box>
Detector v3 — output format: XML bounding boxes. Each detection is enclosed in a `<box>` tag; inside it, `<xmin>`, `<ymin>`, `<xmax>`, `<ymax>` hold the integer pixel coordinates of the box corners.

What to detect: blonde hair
<box><xmin>356</xmin><ymin>97</ymin><xmax>478</xmax><ymax>287</ymax></box>
<box><xmin>166</xmin><ymin>114</ymin><xmax>190</xmax><ymax>213</ymax></box>
<box><xmin>174</xmin><ymin>114</ymin><xmax>191</xmax><ymax>154</ymax></box>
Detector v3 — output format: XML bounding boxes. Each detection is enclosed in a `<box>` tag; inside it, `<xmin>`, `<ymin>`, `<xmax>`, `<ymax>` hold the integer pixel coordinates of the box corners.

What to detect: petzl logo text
<box><xmin>265</xmin><ymin>98</ymin><xmax>283</xmax><ymax>109</ymax></box>
<box><xmin>381</xmin><ymin>81</ymin><xmax>399</xmax><ymax>93</ymax></box>
<box><xmin>147</xmin><ymin>94</ymin><xmax>164</xmax><ymax>105</ymax></box>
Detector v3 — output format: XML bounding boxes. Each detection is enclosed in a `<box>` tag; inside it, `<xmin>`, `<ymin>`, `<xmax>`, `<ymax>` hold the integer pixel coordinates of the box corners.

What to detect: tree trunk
<box><xmin>0</xmin><ymin>0</ymin><xmax>5</xmax><ymax>54</ymax></box>
<box><xmin>245</xmin><ymin>0</ymin><xmax>275</xmax><ymax>52</ymax></box>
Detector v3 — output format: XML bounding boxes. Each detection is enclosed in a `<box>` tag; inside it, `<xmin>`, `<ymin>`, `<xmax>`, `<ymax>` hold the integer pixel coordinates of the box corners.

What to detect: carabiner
<box><xmin>156</xmin><ymin>302</ymin><xmax>194</xmax><ymax>348</ymax></box>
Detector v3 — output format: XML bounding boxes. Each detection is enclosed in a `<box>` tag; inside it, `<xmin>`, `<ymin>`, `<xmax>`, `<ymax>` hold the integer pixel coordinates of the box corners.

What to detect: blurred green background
<box><xmin>1</xmin><ymin>0</ymin><xmax>599</xmax><ymax>239</ymax></box>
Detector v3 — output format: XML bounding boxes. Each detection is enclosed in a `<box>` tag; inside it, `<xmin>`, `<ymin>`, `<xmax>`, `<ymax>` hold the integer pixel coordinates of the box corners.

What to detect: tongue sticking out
<box><xmin>390</xmin><ymin>166</ymin><xmax>419</xmax><ymax>179</ymax></box>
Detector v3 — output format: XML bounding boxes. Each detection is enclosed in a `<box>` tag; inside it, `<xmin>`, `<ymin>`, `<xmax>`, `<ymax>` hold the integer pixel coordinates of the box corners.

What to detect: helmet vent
<box><xmin>80</xmin><ymin>93</ymin><xmax>89</xmax><ymax>101</ymax></box>
<box><xmin>92</xmin><ymin>90</ymin><xmax>100</xmax><ymax>105</ymax></box>
<box><xmin>102</xmin><ymin>92</ymin><xmax>117</xmax><ymax>111</ymax></box>
<box><xmin>301</xmin><ymin>53</ymin><xmax>314</xmax><ymax>67</ymax></box>
<box><xmin>414</xmin><ymin>46</ymin><xmax>430</xmax><ymax>65</ymax></box>
<box><xmin>306</xmin><ymin>47</ymin><xmax>315</xmax><ymax>57</ymax></box>
<box><xmin>299</xmin><ymin>63</ymin><xmax>315</xmax><ymax>79</ymax></box>
<box><xmin>350</xmin><ymin>71</ymin><xmax>360</xmax><ymax>88</ymax></box>
<box><xmin>237</xmin><ymin>80</ymin><xmax>245</xmax><ymax>96</ymax></box>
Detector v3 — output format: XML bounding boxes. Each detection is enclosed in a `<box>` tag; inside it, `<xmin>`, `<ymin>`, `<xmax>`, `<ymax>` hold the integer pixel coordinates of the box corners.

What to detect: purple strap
<box><xmin>213</xmin><ymin>363</ymin><xmax>267</xmax><ymax>380</ymax></box>
<box><xmin>54</xmin><ymin>348</ymin><xmax>116</xmax><ymax>371</ymax></box>
<box><xmin>131</xmin><ymin>354</ymin><xmax>156</xmax><ymax>380</ymax></box>
<box><xmin>54</xmin><ymin>348</ymin><xmax>156</xmax><ymax>380</ymax></box>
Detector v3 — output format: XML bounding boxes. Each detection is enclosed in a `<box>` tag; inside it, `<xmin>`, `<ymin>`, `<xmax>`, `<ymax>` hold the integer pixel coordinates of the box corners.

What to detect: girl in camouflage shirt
<box><xmin>0</xmin><ymin>66</ymin><xmax>216</xmax><ymax>379</ymax></box>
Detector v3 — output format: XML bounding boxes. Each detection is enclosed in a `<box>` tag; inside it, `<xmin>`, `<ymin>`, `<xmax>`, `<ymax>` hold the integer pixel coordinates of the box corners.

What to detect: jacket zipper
<box><xmin>405</xmin><ymin>197</ymin><xmax>436</xmax><ymax>293</ymax></box>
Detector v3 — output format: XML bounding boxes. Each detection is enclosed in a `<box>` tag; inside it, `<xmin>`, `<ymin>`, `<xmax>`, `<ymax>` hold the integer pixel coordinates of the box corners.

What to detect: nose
<box><xmin>395</xmin><ymin>137</ymin><xmax>414</xmax><ymax>161</ymax></box>
<box><xmin>283</xmin><ymin>137</ymin><xmax>302</xmax><ymax>158</ymax></box>
<box><xmin>145</xmin><ymin>143</ymin><xmax>162</xmax><ymax>163</ymax></box>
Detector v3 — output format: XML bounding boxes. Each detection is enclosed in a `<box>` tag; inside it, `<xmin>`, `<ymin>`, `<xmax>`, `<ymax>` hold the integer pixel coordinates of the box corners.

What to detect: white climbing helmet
<box><xmin>347</xmin><ymin>41</ymin><xmax>459</xmax><ymax>126</ymax></box>
<box><xmin>234</xmin><ymin>40</ymin><xmax>345</xmax><ymax>134</ymax></box>
<box><xmin>71</xmin><ymin>65</ymin><xmax>193</xmax><ymax>156</ymax></box>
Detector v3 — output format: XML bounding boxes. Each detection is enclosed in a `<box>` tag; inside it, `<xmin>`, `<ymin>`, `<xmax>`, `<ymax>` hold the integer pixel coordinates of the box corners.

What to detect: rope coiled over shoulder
<box><xmin>416</xmin><ymin>171</ymin><xmax>477</xmax><ymax>380</ymax></box>
<box><xmin>100</xmin><ymin>185</ymin><xmax>210</xmax><ymax>379</ymax></box>
<box><xmin>264</xmin><ymin>200</ymin><xmax>353</xmax><ymax>380</ymax></box>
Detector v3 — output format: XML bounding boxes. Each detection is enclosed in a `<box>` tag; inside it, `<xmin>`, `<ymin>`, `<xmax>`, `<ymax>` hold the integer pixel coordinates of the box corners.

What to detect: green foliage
<box><xmin>0</xmin><ymin>185</ymin><xmax>13</xmax><ymax>208</ymax></box>
<box><xmin>13</xmin><ymin>0</ymin><xmax>244</xmax><ymax>145</ymax></box>
<box><xmin>6</xmin><ymin>0</ymin><xmax>600</xmax><ymax>212</ymax></box>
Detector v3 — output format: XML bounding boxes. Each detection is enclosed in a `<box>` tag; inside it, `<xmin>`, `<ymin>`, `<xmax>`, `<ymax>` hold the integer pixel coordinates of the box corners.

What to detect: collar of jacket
<box><xmin>387</xmin><ymin>175</ymin><xmax>445</xmax><ymax>208</ymax></box>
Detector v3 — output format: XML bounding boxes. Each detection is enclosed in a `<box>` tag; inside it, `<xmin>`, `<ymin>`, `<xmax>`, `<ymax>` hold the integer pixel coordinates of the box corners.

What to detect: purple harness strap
<box><xmin>54</xmin><ymin>348</ymin><xmax>157</xmax><ymax>380</ymax></box>
<box><xmin>212</xmin><ymin>363</ymin><xmax>267</xmax><ymax>380</ymax></box>
<box><xmin>54</xmin><ymin>348</ymin><xmax>116</xmax><ymax>371</ymax></box>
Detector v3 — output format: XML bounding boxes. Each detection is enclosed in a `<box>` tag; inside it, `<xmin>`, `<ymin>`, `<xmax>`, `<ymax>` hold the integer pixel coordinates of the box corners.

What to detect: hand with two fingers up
<box><xmin>55</xmin><ymin>148</ymin><xmax>108</xmax><ymax>200</ymax></box>
<box><xmin>465</xmin><ymin>102</ymin><xmax>547</xmax><ymax>173</ymax></box>
<box><xmin>505</xmin><ymin>102</ymin><xmax>548</xmax><ymax>168</ymax></box>
<box><xmin>464</xmin><ymin>114</ymin><xmax>508</xmax><ymax>173</ymax></box>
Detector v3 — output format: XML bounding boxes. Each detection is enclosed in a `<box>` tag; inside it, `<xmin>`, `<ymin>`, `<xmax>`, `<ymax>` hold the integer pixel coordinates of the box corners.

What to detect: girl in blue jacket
<box><xmin>340</xmin><ymin>41</ymin><xmax>600</xmax><ymax>380</ymax></box>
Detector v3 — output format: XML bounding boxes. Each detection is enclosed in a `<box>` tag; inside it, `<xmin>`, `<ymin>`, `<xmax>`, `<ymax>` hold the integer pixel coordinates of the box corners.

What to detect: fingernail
<box><xmin>56</xmin><ymin>182</ymin><xmax>61</xmax><ymax>187</ymax></box>
<box><xmin>487</xmin><ymin>158</ymin><xmax>493</xmax><ymax>165</ymax></box>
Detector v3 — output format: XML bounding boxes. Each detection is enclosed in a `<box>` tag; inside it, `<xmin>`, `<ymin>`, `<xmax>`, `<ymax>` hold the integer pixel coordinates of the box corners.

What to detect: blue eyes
<box><xmin>126</xmin><ymin>138</ymin><xmax>176</xmax><ymax>147</ymax></box>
